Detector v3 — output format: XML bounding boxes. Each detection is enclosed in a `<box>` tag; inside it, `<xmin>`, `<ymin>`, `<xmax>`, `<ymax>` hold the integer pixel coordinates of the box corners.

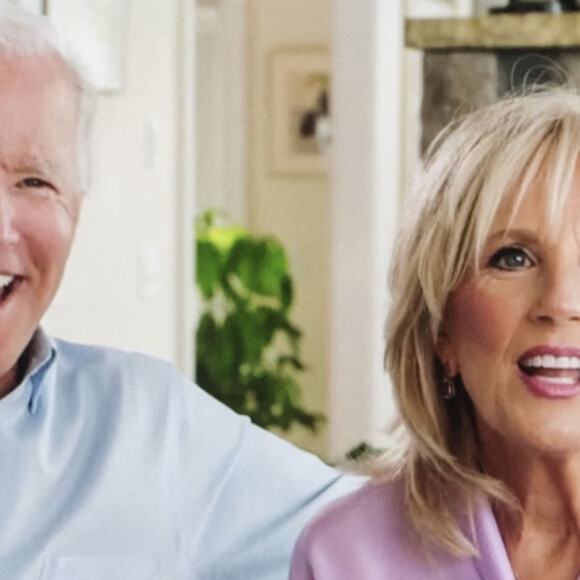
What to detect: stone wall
<box><xmin>407</xmin><ymin>14</ymin><xmax>580</xmax><ymax>150</ymax></box>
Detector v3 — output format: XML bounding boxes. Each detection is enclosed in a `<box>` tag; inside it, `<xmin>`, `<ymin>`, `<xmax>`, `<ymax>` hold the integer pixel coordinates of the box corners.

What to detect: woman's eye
<box><xmin>488</xmin><ymin>246</ymin><xmax>535</xmax><ymax>271</ymax></box>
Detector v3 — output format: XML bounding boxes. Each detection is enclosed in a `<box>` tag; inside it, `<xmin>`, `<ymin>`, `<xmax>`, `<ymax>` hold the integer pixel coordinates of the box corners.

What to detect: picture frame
<box><xmin>269</xmin><ymin>48</ymin><xmax>330</xmax><ymax>176</ymax></box>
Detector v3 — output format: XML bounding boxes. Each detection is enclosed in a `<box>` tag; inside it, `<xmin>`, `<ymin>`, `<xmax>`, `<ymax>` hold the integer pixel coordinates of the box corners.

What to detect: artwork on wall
<box><xmin>14</xmin><ymin>0</ymin><xmax>128</xmax><ymax>93</ymax></box>
<box><xmin>269</xmin><ymin>48</ymin><xmax>330</xmax><ymax>176</ymax></box>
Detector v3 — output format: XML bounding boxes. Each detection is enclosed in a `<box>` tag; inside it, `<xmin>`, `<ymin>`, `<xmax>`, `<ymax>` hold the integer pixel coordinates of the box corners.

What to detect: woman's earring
<box><xmin>443</xmin><ymin>375</ymin><xmax>456</xmax><ymax>400</ymax></box>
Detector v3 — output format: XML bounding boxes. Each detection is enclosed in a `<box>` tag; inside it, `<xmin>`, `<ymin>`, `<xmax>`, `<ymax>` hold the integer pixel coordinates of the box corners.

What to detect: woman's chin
<box><xmin>478</xmin><ymin>401</ymin><xmax>580</xmax><ymax>463</ymax></box>
<box><xmin>511</xmin><ymin>415</ymin><xmax>580</xmax><ymax>459</ymax></box>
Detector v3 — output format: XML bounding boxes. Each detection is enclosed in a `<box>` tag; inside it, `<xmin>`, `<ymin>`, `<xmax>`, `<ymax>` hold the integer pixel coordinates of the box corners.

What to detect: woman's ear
<box><xmin>435</xmin><ymin>330</ymin><xmax>459</xmax><ymax>377</ymax></box>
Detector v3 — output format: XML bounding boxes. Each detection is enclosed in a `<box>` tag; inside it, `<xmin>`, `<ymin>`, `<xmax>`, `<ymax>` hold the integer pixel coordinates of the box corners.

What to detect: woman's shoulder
<box><xmin>290</xmin><ymin>478</ymin><xmax>481</xmax><ymax>580</ymax></box>
<box><xmin>299</xmin><ymin>477</ymin><xmax>410</xmax><ymax>548</ymax></box>
<box><xmin>290</xmin><ymin>478</ymin><xmax>418</xmax><ymax>579</ymax></box>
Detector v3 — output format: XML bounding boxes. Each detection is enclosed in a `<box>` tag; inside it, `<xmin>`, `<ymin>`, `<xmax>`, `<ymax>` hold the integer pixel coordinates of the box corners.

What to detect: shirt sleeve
<box><xmin>174</xmin><ymin>377</ymin><xmax>364</xmax><ymax>580</ymax></box>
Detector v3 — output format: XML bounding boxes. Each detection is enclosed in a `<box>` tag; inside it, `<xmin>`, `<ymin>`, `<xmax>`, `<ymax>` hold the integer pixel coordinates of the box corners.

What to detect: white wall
<box><xmin>246</xmin><ymin>0</ymin><xmax>332</xmax><ymax>457</ymax></box>
<box><xmin>196</xmin><ymin>0</ymin><xmax>247</xmax><ymax>223</ymax></box>
<box><xmin>43</xmin><ymin>0</ymin><xmax>195</xmax><ymax>375</ymax></box>
<box><xmin>327</xmin><ymin>0</ymin><xmax>403</xmax><ymax>458</ymax></box>
<box><xmin>406</xmin><ymin>0</ymin><xmax>473</xmax><ymax>17</ymax></box>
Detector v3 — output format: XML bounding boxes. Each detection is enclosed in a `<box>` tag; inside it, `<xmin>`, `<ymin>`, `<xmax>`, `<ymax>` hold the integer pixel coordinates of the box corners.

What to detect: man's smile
<box><xmin>0</xmin><ymin>274</ymin><xmax>18</xmax><ymax>303</ymax></box>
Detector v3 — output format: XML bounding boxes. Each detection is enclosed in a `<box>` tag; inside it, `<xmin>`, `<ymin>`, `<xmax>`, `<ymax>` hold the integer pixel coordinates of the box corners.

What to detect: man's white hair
<box><xmin>0</xmin><ymin>1</ymin><xmax>96</xmax><ymax>192</ymax></box>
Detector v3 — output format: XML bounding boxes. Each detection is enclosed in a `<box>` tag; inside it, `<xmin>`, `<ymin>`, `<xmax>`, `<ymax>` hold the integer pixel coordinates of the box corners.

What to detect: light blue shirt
<box><xmin>0</xmin><ymin>329</ymin><xmax>362</xmax><ymax>580</ymax></box>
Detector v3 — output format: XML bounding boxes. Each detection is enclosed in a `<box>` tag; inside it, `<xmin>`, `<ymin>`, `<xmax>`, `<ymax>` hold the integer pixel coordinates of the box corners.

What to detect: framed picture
<box><xmin>14</xmin><ymin>0</ymin><xmax>128</xmax><ymax>92</ymax></box>
<box><xmin>269</xmin><ymin>48</ymin><xmax>330</xmax><ymax>176</ymax></box>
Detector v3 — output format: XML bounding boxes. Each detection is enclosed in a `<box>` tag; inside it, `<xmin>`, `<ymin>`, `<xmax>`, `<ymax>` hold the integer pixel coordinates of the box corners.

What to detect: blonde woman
<box><xmin>290</xmin><ymin>89</ymin><xmax>580</xmax><ymax>580</ymax></box>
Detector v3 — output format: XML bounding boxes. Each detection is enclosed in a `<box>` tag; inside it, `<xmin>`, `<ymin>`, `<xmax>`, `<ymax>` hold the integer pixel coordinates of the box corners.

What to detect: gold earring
<box><xmin>443</xmin><ymin>375</ymin><xmax>456</xmax><ymax>400</ymax></box>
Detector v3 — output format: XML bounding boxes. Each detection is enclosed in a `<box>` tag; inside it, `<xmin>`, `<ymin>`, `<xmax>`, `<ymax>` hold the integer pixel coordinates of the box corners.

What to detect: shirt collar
<box><xmin>471</xmin><ymin>499</ymin><xmax>515</xmax><ymax>580</ymax></box>
<box><xmin>0</xmin><ymin>327</ymin><xmax>56</xmax><ymax>421</ymax></box>
<box><xmin>25</xmin><ymin>327</ymin><xmax>56</xmax><ymax>413</ymax></box>
<box><xmin>23</xmin><ymin>327</ymin><xmax>53</xmax><ymax>378</ymax></box>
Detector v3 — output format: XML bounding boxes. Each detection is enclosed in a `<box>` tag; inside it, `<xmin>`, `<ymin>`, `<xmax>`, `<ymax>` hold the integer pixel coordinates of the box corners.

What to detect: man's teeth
<box><xmin>0</xmin><ymin>275</ymin><xmax>13</xmax><ymax>288</ymax></box>
<box><xmin>521</xmin><ymin>355</ymin><xmax>580</xmax><ymax>370</ymax></box>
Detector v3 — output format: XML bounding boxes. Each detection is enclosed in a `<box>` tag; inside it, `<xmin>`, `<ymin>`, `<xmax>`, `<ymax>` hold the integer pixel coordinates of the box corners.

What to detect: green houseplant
<box><xmin>195</xmin><ymin>210</ymin><xmax>323</xmax><ymax>432</ymax></box>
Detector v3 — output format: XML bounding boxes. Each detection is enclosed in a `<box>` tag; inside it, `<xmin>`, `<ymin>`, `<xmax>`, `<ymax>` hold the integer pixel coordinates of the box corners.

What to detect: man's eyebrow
<box><xmin>1</xmin><ymin>158</ymin><xmax>59</xmax><ymax>175</ymax></box>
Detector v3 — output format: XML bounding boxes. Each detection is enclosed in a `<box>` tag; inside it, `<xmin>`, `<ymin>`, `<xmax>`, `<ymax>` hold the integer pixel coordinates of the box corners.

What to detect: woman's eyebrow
<box><xmin>486</xmin><ymin>228</ymin><xmax>540</xmax><ymax>245</ymax></box>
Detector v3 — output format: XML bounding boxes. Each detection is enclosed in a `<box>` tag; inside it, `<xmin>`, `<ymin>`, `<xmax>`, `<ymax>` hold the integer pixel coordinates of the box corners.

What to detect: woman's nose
<box><xmin>531</xmin><ymin>255</ymin><xmax>580</xmax><ymax>324</ymax></box>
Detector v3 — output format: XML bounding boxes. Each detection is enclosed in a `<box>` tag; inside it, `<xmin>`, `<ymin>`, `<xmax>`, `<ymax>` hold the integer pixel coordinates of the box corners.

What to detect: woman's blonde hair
<box><xmin>377</xmin><ymin>87</ymin><xmax>580</xmax><ymax>557</ymax></box>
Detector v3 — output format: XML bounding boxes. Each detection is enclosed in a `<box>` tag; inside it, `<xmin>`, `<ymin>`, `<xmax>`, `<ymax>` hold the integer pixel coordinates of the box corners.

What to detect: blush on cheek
<box><xmin>447</xmin><ymin>284</ymin><xmax>513</xmax><ymax>354</ymax></box>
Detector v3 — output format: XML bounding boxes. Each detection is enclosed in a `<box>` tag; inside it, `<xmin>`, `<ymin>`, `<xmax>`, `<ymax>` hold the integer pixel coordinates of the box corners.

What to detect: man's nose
<box><xmin>530</xmin><ymin>256</ymin><xmax>580</xmax><ymax>324</ymax></box>
<box><xmin>0</xmin><ymin>189</ymin><xmax>19</xmax><ymax>245</ymax></box>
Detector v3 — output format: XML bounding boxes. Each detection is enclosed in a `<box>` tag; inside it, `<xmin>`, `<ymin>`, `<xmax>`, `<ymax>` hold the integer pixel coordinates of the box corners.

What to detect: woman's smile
<box><xmin>518</xmin><ymin>346</ymin><xmax>580</xmax><ymax>398</ymax></box>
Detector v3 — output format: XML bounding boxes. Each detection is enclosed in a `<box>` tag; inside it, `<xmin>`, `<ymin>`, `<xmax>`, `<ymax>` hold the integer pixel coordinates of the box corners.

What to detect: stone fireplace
<box><xmin>406</xmin><ymin>14</ymin><xmax>580</xmax><ymax>152</ymax></box>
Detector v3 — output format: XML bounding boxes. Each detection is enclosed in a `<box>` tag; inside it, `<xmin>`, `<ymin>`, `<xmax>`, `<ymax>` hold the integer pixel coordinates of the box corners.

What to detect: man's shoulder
<box><xmin>44</xmin><ymin>338</ymin><xmax>244</xmax><ymax>431</ymax></box>
<box><xmin>52</xmin><ymin>338</ymin><xmax>179</xmax><ymax>381</ymax></box>
<box><xmin>46</xmin><ymin>338</ymin><xmax>190</xmax><ymax>410</ymax></box>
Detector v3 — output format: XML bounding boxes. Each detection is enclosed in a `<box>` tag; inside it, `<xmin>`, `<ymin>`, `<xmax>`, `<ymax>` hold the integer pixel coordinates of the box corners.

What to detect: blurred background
<box><xmin>33</xmin><ymin>0</ymin><xmax>578</xmax><ymax>462</ymax></box>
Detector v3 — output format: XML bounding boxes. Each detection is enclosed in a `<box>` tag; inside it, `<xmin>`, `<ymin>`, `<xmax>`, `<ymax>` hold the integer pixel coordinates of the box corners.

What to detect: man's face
<box><xmin>0</xmin><ymin>55</ymin><xmax>82</xmax><ymax>397</ymax></box>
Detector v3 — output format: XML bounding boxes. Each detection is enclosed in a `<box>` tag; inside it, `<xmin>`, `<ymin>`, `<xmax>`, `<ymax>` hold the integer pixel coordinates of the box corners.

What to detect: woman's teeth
<box><xmin>521</xmin><ymin>355</ymin><xmax>580</xmax><ymax>370</ymax></box>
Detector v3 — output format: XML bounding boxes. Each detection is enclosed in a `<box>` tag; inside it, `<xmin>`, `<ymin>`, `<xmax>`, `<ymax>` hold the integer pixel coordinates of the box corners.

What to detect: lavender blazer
<box><xmin>289</xmin><ymin>479</ymin><xmax>519</xmax><ymax>580</ymax></box>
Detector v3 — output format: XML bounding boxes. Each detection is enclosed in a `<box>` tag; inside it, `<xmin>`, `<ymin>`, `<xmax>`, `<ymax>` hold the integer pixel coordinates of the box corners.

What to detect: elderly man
<box><xmin>0</xmin><ymin>4</ymin><xmax>360</xmax><ymax>579</ymax></box>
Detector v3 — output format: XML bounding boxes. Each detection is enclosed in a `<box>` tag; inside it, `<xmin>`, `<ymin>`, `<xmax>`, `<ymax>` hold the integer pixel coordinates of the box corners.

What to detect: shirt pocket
<box><xmin>40</xmin><ymin>556</ymin><xmax>161</xmax><ymax>580</ymax></box>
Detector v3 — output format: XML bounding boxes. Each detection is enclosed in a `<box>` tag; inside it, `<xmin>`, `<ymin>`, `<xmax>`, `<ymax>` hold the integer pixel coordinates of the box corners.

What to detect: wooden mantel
<box><xmin>406</xmin><ymin>14</ymin><xmax>580</xmax><ymax>50</ymax></box>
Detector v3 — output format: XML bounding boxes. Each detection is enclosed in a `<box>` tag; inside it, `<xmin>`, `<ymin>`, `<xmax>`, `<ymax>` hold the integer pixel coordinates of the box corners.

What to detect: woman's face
<box><xmin>437</xmin><ymin>163</ymin><xmax>580</xmax><ymax>458</ymax></box>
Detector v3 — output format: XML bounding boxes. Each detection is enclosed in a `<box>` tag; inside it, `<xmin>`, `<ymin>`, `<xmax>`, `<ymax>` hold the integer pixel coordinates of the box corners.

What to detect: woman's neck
<box><xmin>495</xmin><ymin>479</ymin><xmax>580</xmax><ymax>580</ymax></box>
<box><xmin>480</xmin><ymin>424</ymin><xmax>580</xmax><ymax>580</ymax></box>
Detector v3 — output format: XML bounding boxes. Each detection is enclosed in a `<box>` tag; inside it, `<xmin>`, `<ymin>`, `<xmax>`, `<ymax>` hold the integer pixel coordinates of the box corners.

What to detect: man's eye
<box><xmin>20</xmin><ymin>177</ymin><xmax>51</xmax><ymax>189</ymax></box>
<box><xmin>488</xmin><ymin>246</ymin><xmax>535</xmax><ymax>271</ymax></box>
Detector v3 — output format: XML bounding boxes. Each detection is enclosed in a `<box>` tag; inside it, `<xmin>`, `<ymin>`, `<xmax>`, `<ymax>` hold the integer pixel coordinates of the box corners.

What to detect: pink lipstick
<box><xmin>518</xmin><ymin>346</ymin><xmax>580</xmax><ymax>399</ymax></box>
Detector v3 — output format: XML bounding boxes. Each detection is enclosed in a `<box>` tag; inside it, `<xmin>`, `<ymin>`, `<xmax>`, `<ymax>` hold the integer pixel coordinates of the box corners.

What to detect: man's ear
<box><xmin>434</xmin><ymin>330</ymin><xmax>459</xmax><ymax>376</ymax></box>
